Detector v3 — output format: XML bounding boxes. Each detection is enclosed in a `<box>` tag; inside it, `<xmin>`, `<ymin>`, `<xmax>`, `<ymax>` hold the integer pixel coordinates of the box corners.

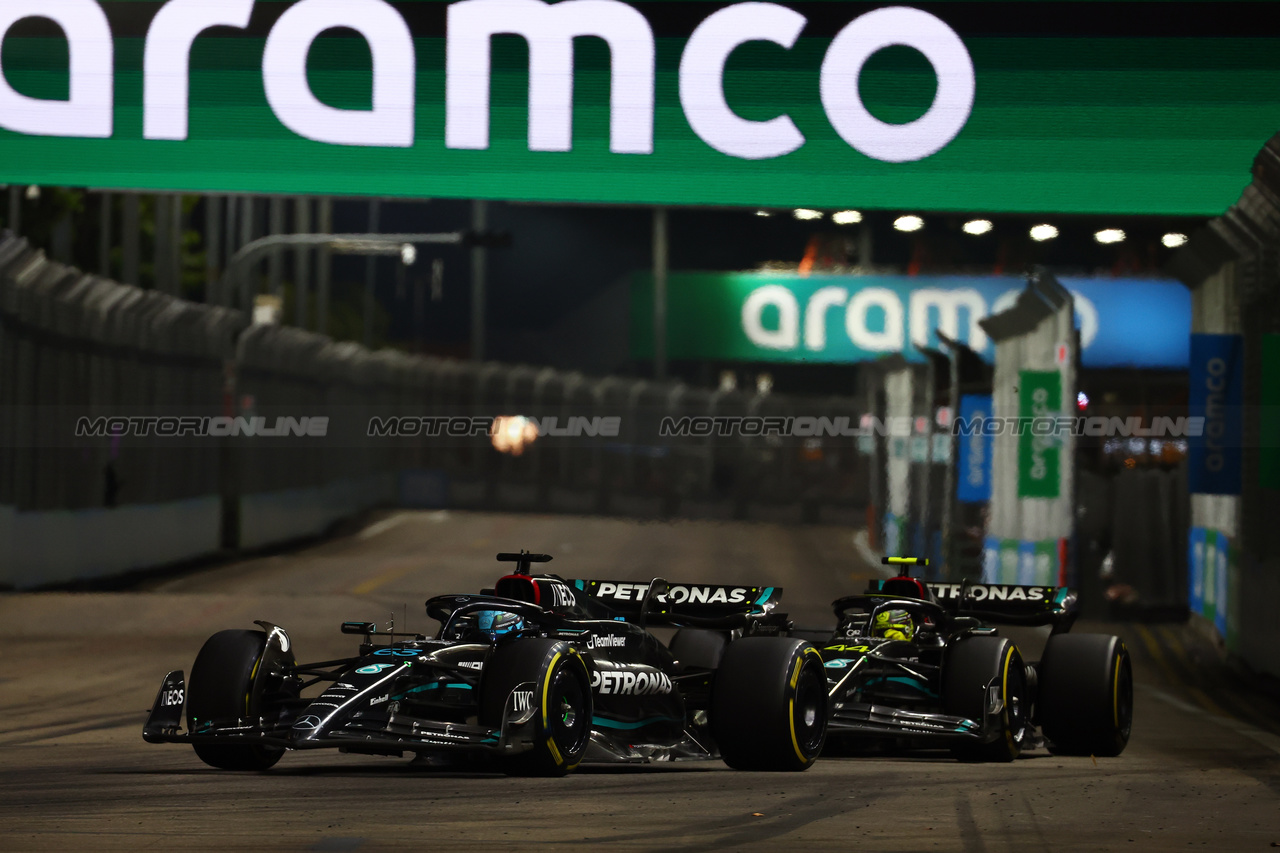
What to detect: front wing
<box><xmin>143</xmin><ymin>670</ymin><xmax>520</xmax><ymax>756</ymax></box>
<box><xmin>827</xmin><ymin>679</ymin><xmax>1007</xmax><ymax>745</ymax></box>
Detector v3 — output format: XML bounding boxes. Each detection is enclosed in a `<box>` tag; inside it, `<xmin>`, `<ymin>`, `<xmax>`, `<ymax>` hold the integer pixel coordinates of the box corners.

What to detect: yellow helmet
<box><xmin>872</xmin><ymin>608</ymin><xmax>915</xmax><ymax>641</ymax></box>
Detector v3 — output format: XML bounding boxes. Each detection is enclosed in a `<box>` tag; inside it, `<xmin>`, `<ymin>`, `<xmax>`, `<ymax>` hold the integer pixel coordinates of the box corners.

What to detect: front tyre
<box><xmin>1038</xmin><ymin>634</ymin><xmax>1133</xmax><ymax>757</ymax></box>
<box><xmin>479</xmin><ymin>639</ymin><xmax>592</xmax><ymax>777</ymax></box>
<box><xmin>944</xmin><ymin>637</ymin><xmax>1030</xmax><ymax>762</ymax></box>
<box><xmin>711</xmin><ymin>638</ymin><xmax>827</xmax><ymax>771</ymax></box>
<box><xmin>187</xmin><ymin>629</ymin><xmax>294</xmax><ymax>771</ymax></box>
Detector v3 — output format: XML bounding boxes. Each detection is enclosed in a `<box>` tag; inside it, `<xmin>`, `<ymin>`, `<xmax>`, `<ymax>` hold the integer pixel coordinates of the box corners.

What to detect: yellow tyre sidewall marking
<box><xmin>247</xmin><ymin>655</ymin><xmax>262</xmax><ymax>716</ymax></box>
<box><xmin>788</xmin><ymin>647</ymin><xmax>824</xmax><ymax>764</ymax></box>
<box><xmin>1001</xmin><ymin>646</ymin><xmax>1015</xmax><ymax>752</ymax></box>
<box><xmin>540</xmin><ymin>648</ymin><xmax>583</xmax><ymax>770</ymax></box>
<box><xmin>541</xmin><ymin>651</ymin><xmax>564</xmax><ymax>765</ymax></box>
<box><xmin>1112</xmin><ymin>647</ymin><xmax>1124</xmax><ymax>730</ymax></box>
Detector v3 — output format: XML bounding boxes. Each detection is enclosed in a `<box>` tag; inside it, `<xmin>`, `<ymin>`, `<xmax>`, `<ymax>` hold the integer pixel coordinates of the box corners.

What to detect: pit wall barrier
<box><xmin>1168</xmin><ymin>131</ymin><xmax>1280</xmax><ymax>680</ymax></box>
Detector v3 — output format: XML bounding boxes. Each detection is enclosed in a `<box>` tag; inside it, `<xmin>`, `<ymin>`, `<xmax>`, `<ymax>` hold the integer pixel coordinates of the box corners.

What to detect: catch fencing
<box><xmin>0</xmin><ymin>234</ymin><xmax>868</xmax><ymax>587</ymax></box>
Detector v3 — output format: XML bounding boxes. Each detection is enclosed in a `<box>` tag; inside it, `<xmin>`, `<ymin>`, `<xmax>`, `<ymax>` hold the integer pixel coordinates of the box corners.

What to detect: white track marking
<box><xmin>357</xmin><ymin>513</ymin><xmax>407</xmax><ymax>541</ymax></box>
<box><xmin>1143</xmin><ymin>685</ymin><xmax>1280</xmax><ymax>756</ymax></box>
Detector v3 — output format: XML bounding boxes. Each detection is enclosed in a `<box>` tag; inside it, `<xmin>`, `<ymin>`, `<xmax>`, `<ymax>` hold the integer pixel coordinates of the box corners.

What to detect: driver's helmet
<box><xmin>872</xmin><ymin>608</ymin><xmax>915</xmax><ymax>642</ymax></box>
<box><xmin>476</xmin><ymin>609</ymin><xmax>524</xmax><ymax>640</ymax></box>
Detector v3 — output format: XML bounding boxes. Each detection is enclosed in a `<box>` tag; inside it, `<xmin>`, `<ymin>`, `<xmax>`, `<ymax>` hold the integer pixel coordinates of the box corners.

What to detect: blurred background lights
<box><xmin>1029</xmin><ymin>223</ymin><xmax>1059</xmax><ymax>241</ymax></box>
<box><xmin>962</xmin><ymin>219</ymin><xmax>993</xmax><ymax>235</ymax></box>
<box><xmin>792</xmin><ymin>209</ymin><xmax>823</xmax><ymax>221</ymax></box>
<box><xmin>491</xmin><ymin>416</ymin><xmax>538</xmax><ymax>456</ymax></box>
<box><xmin>1162</xmin><ymin>232</ymin><xmax>1188</xmax><ymax>248</ymax></box>
<box><xmin>894</xmin><ymin>215</ymin><xmax>924</xmax><ymax>232</ymax></box>
<box><xmin>831</xmin><ymin>210</ymin><xmax>862</xmax><ymax>225</ymax></box>
<box><xmin>755</xmin><ymin>210</ymin><xmax>772</xmax><ymax>217</ymax></box>
<box><xmin>1095</xmin><ymin>228</ymin><xmax>1126</xmax><ymax>244</ymax></box>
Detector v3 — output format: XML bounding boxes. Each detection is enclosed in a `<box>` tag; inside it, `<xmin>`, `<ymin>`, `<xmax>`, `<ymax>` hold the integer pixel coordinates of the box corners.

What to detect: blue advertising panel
<box><xmin>956</xmin><ymin>395</ymin><xmax>993</xmax><ymax>503</ymax></box>
<box><xmin>1188</xmin><ymin>527</ymin><xmax>1206</xmax><ymax>616</ymax></box>
<box><xmin>1188</xmin><ymin>334</ymin><xmax>1244</xmax><ymax>495</ymax></box>
<box><xmin>1214</xmin><ymin>532</ymin><xmax>1230</xmax><ymax>638</ymax></box>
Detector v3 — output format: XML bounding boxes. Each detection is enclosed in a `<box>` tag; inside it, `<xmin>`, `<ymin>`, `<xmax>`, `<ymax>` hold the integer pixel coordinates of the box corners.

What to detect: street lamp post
<box><xmin>213</xmin><ymin>229</ymin><xmax>504</xmax><ymax>551</ymax></box>
<box><xmin>216</xmin><ymin>232</ymin><xmax>469</xmax><ymax>332</ymax></box>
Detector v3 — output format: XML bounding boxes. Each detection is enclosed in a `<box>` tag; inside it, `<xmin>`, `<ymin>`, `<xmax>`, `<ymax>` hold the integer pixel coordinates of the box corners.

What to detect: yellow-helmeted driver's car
<box><xmin>817</xmin><ymin>555</ymin><xmax>1134</xmax><ymax>763</ymax></box>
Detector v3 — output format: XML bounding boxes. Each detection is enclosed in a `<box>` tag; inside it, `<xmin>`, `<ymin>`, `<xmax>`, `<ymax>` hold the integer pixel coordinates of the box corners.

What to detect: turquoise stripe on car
<box><xmin>591</xmin><ymin>715</ymin><xmax>681</xmax><ymax>730</ymax></box>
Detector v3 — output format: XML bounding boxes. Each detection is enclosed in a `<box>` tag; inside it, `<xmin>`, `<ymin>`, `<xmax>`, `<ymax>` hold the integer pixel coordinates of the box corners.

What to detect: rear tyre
<box><xmin>711</xmin><ymin>638</ymin><xmax>826</xmax><ymax>771</ymax></box>
<box><xmin>187</xmin><ymin>629</ymin><xmax>293</xmax><ymax>771</ymax></box>
<box><xmin>668</xmin><ymin>628</ymin><xmax>729</xmax><ymax>672</ymax></box>
<box><xmin>479</xmin><ymin>639</ymin><xmax>592</xmax><ymax>777</ymax></box>
<box><xmin>1038</xmin><ymin>634</ymin><xmax>1133</xmax><ymax>757</ymax></box>
<box><xmin>943</xmin><ymin>637</ymin><xmax>1029</xmax><ymax>762</ymax></box>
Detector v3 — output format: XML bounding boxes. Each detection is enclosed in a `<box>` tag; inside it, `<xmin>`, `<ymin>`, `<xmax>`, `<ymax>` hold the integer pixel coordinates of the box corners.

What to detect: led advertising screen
<box><xmin>630</xmin><ymin>272</ymin><xmax>1191</xmax><ymax>368</ymax></box>
<box><xmin>1</xmin><ymin>0</ymin><xmax>1278</xmax><ymax>213</ymax></box>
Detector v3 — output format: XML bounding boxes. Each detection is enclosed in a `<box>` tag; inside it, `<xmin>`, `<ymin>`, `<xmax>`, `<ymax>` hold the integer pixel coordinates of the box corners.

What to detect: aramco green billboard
<box><xmin>2</xmin><ymin>0</ymin><xmax>1279</xmax><ymax>213</ymax></box>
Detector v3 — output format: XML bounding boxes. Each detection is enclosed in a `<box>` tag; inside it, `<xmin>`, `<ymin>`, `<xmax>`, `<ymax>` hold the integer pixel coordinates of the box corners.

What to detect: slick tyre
<box><xmin>668</xmin><ymin>628</ymin><xmax>729</xmax><ymax>672</ymax></box>
<box><xmin>944</xmin><ymin>637</ymin><xmax>1029</xmax><ymax>762</ymax></box>
<box><xmin>187</xmin><ymin>629</ymin><xmax>293</xmax><ymax>771</ymax></box>
<box><xmin>479</xmin><ymin>639</ymin><xmax>592</xmax><ymax>777</ymax></box>
<box><xmin>711</xmin><ymin>638</ymin><xmax>826</xmax><ymax>771</ymax></box>
<box><xmin>1038</xmin><ymin>634</ymin><xmax>1133</xmax><ymax>757</ymax></box>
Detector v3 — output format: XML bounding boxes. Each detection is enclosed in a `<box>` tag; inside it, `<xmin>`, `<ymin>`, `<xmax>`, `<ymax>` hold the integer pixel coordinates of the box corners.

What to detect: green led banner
<box><xmin>1017</xmin><ymin>369</ymin><xmax>1062</xmax><ymax>499</ymax></box>
<box><xmin>629</xmin><ymin>271</ymin><xmax>1189</xmax><ymax>368</ymax></box>
<box><xmin>1</xmin><ymin>1</ymin><xmax>1278</xmax><ymax>213</ymax></box>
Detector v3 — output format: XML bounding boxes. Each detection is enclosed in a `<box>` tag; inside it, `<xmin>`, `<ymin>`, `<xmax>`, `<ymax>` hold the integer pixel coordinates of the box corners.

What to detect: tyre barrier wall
<box><xmin>0</xmin><ymin>235</ymin><xmax>868</xmax><ymax>588</ymax></box>
<box><xmin>1166</xmin><ymin>132</ymin><xmax>1280</xmax><ymax>679</ymax></box>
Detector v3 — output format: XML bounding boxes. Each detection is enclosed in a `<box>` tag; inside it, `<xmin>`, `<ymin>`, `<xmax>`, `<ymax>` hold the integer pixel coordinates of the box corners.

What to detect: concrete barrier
<box><xmin>238</xmin><ymin>474</ymin><xmax>396</xmax><ymax>551</ymax></box>
<box><xmin>0</xmin><ymin>497</ymin><xmax>221</xmax><ymax>589</ymax></box>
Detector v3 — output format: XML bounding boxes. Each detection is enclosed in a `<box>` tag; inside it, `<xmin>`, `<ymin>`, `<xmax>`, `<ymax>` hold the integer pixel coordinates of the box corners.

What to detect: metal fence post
<box><xmin>317</xmin><ymin>197</ymin><xmax>333</xmax><ymax>334</ymax></box>
<box><xmin>98</xmin><ymin>192</ymin><xmax>112</xmax><ymax>277</ymax></box>
<box><xmin>470</xmin><ymin>199</ymin><xmax>486</xmax><ymax>359</ymax></box>
<box><xmin>6</xmin><ymin>186</ymin><xmax>18</xmax><ymax>234</ymax></box>
<box><xmin>364</xmin><ymin>199</ymin><xmax>380</xmax><ymax>345</ymax></box>
<box><xmin>155</xmin><ymin>195</ymin><xmax>172</xmax><ymax>293</ymax></box>
<box><xmin>238</xmin><ymin>197</ymin><xmax>255</xmax><ymax>310</ymax></box>
<box><xmin>122</xmin><ymin>193</ymin><xmax>140</xmax><ymax>287</ymax></box>
<box><xmin>653</xmin><ymin>207</ymin><xmax>668</xmax><ymax>380</ymax></box>
<box><xmin>205</xmin><ymin>196</ymin><xmax>222</xmax><ymax>304</ymax></box>
<box><xmin>268</xmin><ymin>197</ymin><xmax>284</xmax><ymax>299</ymax></box>
<box><xmin>295</xmin><ymin>197</ymin><xmax>312</xmax><ymax>326</ymax></box>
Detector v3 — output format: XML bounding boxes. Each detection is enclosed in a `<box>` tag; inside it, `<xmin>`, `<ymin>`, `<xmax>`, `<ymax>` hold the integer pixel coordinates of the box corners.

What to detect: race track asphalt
<box><xmin>1</xmin><ymin>510</ymin><xmax>1277</xmax><ymax>851</ymax></box>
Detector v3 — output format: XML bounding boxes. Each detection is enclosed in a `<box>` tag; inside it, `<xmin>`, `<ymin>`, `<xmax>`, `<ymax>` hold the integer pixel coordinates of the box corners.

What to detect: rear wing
<box><xmin>569</xmin><ymin>579</ymin><xmax>784</xmax><ymax>628</ymax></box>
<box><xmin>923</xmin><ymin>581</ymin><xmax>1080</xmax><ymax>631</ymax></box>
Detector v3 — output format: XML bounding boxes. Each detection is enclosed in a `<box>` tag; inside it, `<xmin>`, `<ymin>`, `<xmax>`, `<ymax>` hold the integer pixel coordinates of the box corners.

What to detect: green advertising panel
<box><xmin>630</xmin><ymin>271</ymin><xmax>1187</xmax><ymax>367</ymax></box>
<box><xmin>1</xmin><ymin>1</ymin><xmax>1279</xmax><ymax>213</ymax></box>
<box><xmin>1017</xmin><ymin>369</ymin><xmax>1061</xmax><ymax>499</ymax></box>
